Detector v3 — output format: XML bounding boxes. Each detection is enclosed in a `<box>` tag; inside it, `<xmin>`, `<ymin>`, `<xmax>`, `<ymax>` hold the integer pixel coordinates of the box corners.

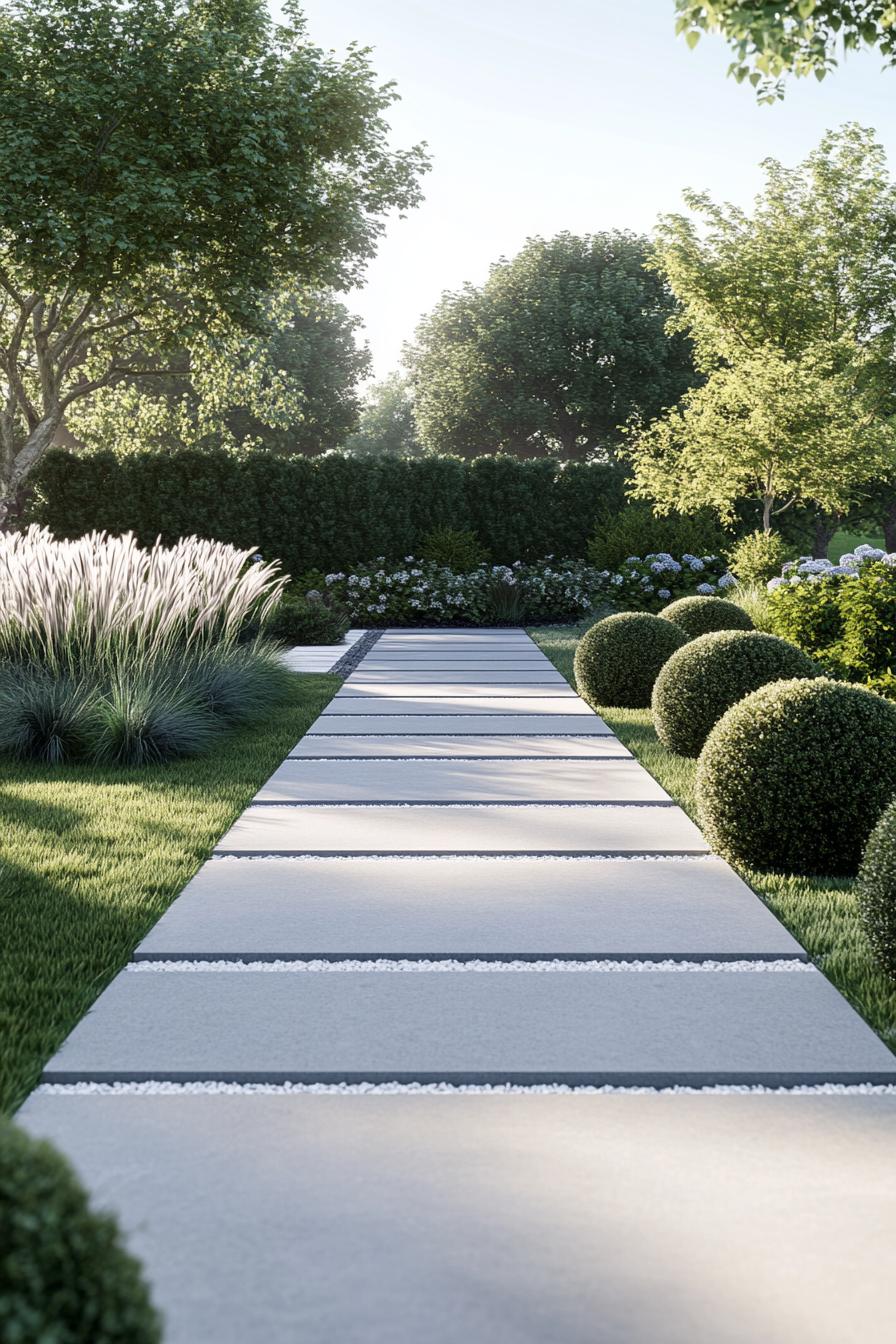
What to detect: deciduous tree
<box><xmin>0</xmin><ymin>0</ymin><xmax>426</xmax><ymax>517</ymax></box>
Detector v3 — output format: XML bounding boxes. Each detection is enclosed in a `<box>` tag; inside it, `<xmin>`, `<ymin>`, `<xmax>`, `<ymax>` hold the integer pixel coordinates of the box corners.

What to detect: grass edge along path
<box><xmin>529</xmin><ymin>622</ymin><xmax>896</xmax><ymax>1055</ymax></box>
<box><xmin>0</xmin><ymin>673</ymin><xmax>340</xmax><ymax>1114</ymax></box>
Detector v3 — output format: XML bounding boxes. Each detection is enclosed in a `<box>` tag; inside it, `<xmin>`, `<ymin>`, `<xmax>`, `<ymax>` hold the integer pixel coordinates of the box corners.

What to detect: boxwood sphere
<box><xmin>659</xmin><ymin>594</ymin><xmax>754</xmax><ymax>638</ymax></box>
<box><xmin>574</xmin><ymin>612</ymin><xmax>688</xmax><ymax>708</ymax></box>
<box><xmin>652</xmin><ymin>630</ymin><xmax>819</xmax><ymax>757</ymax></box>
<box><xmin>857</xmin><ymin>801</ymin><xmax>896</xmax><ymax>977</ymax></box>
<box><xmin>696</xmin><ymin>678</ymin><xmax>896</xmax><ymax>876</ymax></box>
<box><xmin>0</xmin><ymin>1119</ymin><xmax>161</xmax><ymax>1342</ymax></box>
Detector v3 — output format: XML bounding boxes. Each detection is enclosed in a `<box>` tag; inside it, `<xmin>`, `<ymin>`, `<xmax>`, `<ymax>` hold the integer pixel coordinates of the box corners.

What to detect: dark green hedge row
<box><xmin>31</xmin><ymin>450</ymin><xmax>626</xmax><ymax>575</ymax></box>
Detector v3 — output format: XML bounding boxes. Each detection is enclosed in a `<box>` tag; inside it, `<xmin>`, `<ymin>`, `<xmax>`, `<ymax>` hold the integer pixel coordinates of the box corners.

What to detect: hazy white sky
<box><xmin>293</xmin><ymin>0</ymin><xmax>896</xmax><ymax>379</ymax></box>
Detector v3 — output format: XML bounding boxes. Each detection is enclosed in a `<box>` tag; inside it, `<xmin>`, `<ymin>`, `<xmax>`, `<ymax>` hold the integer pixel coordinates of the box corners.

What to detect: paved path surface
<box><xmin>280</xmin><ymin>627</ymin><xmax>366</xmax><ymax>673</ymax></box>
<box><xmin>20</xmin><ymin>628</ymin><xmax>896</xmax><ymax>1341</ymax></box>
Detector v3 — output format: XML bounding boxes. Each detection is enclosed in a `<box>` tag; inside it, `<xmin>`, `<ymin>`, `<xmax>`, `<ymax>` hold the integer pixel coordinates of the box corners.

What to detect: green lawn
<box><xmin>828</xmin><ymin>527</ymin><xmax>885</xmax><ymax>561</ymax></box>
<box><xmin>529</xmin><ymin>621</ymin><xmax>896</xmax><ymax>1054</ymax></box>
<box><xmin>0</xmin><ymin>673</ymin><xmax>339</xmax><ymax>1114</ymax></box>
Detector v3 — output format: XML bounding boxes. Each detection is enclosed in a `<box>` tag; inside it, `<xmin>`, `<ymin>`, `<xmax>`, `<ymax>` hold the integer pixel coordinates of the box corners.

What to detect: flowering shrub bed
<box><xmin>605</xmin><ymin>552</ymin><xmax>736</xmax><ymax>612</ymax></box>
<box><xmin>767</xmin><ymin>545</ymin><xmax>896</xmax><ymax>694</ymax></box>
<box><xmin>323</xmin><ymin>558</ymin><xmax>609</xmax><ymax>626</ymax></box>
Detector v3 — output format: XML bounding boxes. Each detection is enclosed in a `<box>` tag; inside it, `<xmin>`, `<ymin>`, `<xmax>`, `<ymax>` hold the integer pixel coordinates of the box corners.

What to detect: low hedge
<box><xmin>0</xmin><ymin>1119</ymin><xmax>161</xmax><ymax>1342</ymax></box>
<box><xmin>857</xmin><ymin>800</ymin><xmax>896</xmax><ymax>978</ymax></box>
<box><xmin>574</xmin><ymin>612</ymin><xmax>688</xmax><ymax>708</ymax></box>
<box><xmin>659</xmin><ymin>595</ymin><xmax>754</xmax><ymax>639</ymax></box>
<box><xmin>696</xmin><ymin>678</ymin><xmax>896</xmax><ymax>875</ymax></box>
<box><xmin>652</xmin><ymin>630</ymin><xmax>819</xmax><ymax>757</ymax></box>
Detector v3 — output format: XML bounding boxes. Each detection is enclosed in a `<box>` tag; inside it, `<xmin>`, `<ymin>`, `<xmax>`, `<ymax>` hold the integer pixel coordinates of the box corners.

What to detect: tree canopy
<box><xmin>405</xmin><ymin>231</ymin><xmax>695</xmax><ymax>460</ymax></box>
<box><xmin>628</xmin><ymin>125</ymin><xmax>896</xmax><ymax>530</ymax></box>
<box><xmin>344</xmin><ymin>373</ymin><xmax>424</xmax><ymax>457</ymax></box>
<box><xmin>675</xmin><ymin>1</ymin><xmax>896</xmax><ymax>101</ymax></box>
<box><xmin>68</xmin><ymin>293</ymin><xmax>371</xmax><ymax>456</ymax></box>
<box><xmin>0</xmin><ymin>0</ymin><xmax>427</xmax><ymax>515</ymax></box>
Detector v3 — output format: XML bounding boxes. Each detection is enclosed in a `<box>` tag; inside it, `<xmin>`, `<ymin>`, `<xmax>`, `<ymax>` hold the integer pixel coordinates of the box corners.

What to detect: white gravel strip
<box><xmin>34</xmin><ymin>1080</ymin><xmax>896</xmax><ymax>1097</ymax></box>
<box><xmin>126</xmin><ymin>958</ymin><xmax>814</xmax><ymax>973</ymax></box>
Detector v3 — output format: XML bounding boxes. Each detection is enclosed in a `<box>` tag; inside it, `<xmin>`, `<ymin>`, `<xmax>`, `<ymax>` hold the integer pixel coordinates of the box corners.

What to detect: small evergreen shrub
<box><xmin>697</xmin><ymin>678</ymin><xmax>896</xmax><ymax>875</ymax></box>
<box><xmin>588</xmin><ymin>504</ymin><xmax>728</xmax><ymax>570</ymax></box>
<box><xmin>574</xmin><ymin>612</ymin><xmax>688</xmax><ymax>708</ymax></box>
<box><xmin>420</xmin><ymin>526</ymin><xmax>487</xmax><ymax>572</ymax></box>
<box><xmin>0</xmin><ymin>1119</ymin><xmax>161</xmax><ymax>1343</ymax></box>
<box><xmin>857</xmin><ymin>800</ymin><xmax>896</xmax><ymax>978</ymax></box>
<box><xmin>659</xmin><ymin>594</ymin><xmax>754</xmax><ymax>638</ymax></box>
<box><xmin>266</xmin><ymin>590</ymin><xmax>350</xmax><ymax>644</ymax></box>
<box><xmin>727</xmin><ymin>530</ymin><xmax>796</xmax><ymax>586</ymax></box>
<box><xmin>652</xmin><ymin>630</ymin><xmax>819</xmax><ymax>757</ymax></box>
<box><xmin>837</xmin><ymin>560</ymin><xmax>896</xmax><ymax>678</ymax></box>
<box><xmin>767</xmin><ymin>574</ymin><xmax>845</xmax><ymax>655</ymax></box>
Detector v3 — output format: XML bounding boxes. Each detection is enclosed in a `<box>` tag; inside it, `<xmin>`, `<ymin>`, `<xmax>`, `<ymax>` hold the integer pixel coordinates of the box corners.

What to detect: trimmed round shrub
<box><xmin>652</xmin><ymin>631</ymin><xmax>819</xmax><ymax>757</ymax></box>
<box><xmin>697</xmin><ymin>678</ymin><xmax>896</xmax><ymax>875</ymax></box>
<box><xmin>574</xmin><ymin>612</ymin><xmax>688</xmax><ymax>708</ymax></box>
<box><xmin>659</xmin><ymin>594</ymin><xmax>754</xmax><ymax>639</ymax></box>
<box><xmin>857</xmin><ymin>801</ymin><xmax>896</xmax><ymax>977</ymax></box>
<box><xmin>0</xmin><ymin>1119</ymin><xmax>161</xmax><ymax>1342</ymax></box>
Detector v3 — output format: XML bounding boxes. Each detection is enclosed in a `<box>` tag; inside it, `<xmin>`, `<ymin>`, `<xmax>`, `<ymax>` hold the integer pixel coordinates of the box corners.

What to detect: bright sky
<box><xmin>293</xmin><ymin>0</ymin><xmax>896</xmax><ymax>380</ymax></box>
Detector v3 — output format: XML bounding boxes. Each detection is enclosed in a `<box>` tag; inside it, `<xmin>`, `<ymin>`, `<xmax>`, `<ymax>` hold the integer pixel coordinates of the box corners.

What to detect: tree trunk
<box><xmin>812</xmin><ymin>512</ymin><xmax>839</xmax><ymax>559</ymax></box>
<box><xmin>762</xmin><ymin>494</ymin><xmax>773</xmax><ymax>534</ymax></box>
<box><xmin>884</xmin><ymin>499</ymin><xmax>896</xmax><ymax>554</ymax></box>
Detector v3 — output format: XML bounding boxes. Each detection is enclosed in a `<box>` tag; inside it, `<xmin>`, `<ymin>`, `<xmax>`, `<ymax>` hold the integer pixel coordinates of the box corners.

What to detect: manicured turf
<box><xmin>530</xmin><ymin>622</ymin><xmax>896</xmax><ymax>1054</ymax></box>
<box><xmin>828</xmin><ymin>528</ymin><xmax>885</xmax><ymax>561</ymax></box>
<box><xmin>0</xmin><ymin>673</ymin><xmax>339</xmax><ymax>1114</ymax></box>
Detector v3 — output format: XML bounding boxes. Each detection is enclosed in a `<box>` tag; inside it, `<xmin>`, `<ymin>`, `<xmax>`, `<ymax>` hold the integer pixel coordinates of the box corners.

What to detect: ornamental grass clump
<box><xmin>0</xmin><ymin>1119</ymin><xmax>161</xmax><ymax>1342</ymax></box>
<box><xmin>0</xmin><ymin>527</ymin><xmax>288</xmax><ymax>765</ymax></box>
<box><xmin>857</xmin><ymin>801</ymin><xmax>896</xmax><ymax>979</ymax></box>
<box><xmin>574</xmin><ymin>612</ymin><xmax>688</xmax><ymax>708</ymax></box>
<box><xmin>659</xmin><ymin>594</ymin><xmax>754</xmax><ymax>638</ymax></box>
<box><xmin>697</xmin><ymin>678</ymin><xmax>896</xmax><ymax>876</ymax></box>
<box><xmin>652</xmin><ymin>630</ymin><xmax>819</xmax><ymax>757</ymax></box>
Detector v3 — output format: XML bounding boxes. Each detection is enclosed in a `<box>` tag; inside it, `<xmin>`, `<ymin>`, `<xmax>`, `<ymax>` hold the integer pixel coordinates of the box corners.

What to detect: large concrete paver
<box><xmin>39</xmin><ymin>968</ymin><xmax>896</xmax><ymax>1085</ymax></box>
<box><xmin>253</xmin><ymin>758</ymin><xmax>668</xmax><ymax>804</ymax></box>
<box><xmin>17</xmin><ymin>1093</ymin><xmax>896</xmax><ymax>1344</ymax></box>
<box><xmin>215</xmin><ymin>803</ymin><xmax>707</xmax><ymax>855</ymax></box>
<box><xmin>321</xmin><ymin>695</ymin><xmax>595</xmax><ymax>716</ymax></box>
<box><xmin>135</xmin><ymin>857</ymin><xmax>804</xmax><ymax>961</ymax></box>
<box><xmin>335</xmin><ymin>682</ymin><xmax>576</xmax><ymax>697</ymax></box>
<box><xmin>344</xmin><ymin>669</ymin><xmax>569</xmax><ymax>684</ymax></box>
<box><xmin>289</xmin><ymin>735</ymin><xmax>631</xmax><ymax>758</ymax></box>
<box><xmin>307</xmin><ymin>715</ymin><xmax>611</xmax><ymax>734</ymax></box>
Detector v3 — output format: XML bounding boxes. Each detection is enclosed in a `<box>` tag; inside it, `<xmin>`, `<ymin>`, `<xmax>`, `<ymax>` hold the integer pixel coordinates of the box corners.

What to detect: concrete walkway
<box><xmin>20</xmin><ymin>628</ymin><xmax>896</xmax><ymax>1341</ymax></box>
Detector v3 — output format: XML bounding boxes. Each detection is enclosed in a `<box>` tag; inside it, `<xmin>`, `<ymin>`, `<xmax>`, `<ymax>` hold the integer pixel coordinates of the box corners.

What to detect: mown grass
<box><xmin>0</xmin><ymin>673</ymin><xmax>339</xmax><ymax>1114</ymax></box>
<box><xmin>529</xmin><ymin>621</ymin><xmax>896</xmax><ymax>1054</ymax></box>
<box><xmin>828</xmin><ymin>527</ymin><xmax>885</xmax><ymax>561</ymax></box>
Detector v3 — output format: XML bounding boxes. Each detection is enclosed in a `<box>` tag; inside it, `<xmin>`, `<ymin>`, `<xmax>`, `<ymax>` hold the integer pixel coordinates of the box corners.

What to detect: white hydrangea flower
<box><xmin>767</xmin><ymin>576</ymin><xmax>785</xmax><ymax>591</ymax></box>
<box><xmin>717</xmin><ymin>573</ymin><xmax>737</xmax><ymax>589</ymax></box>
<box><xmin>696</xmin><ymin>582</ymin><xmax>715</xmax><ymax>595</ymax></box>
<box><xmin>658</xmin><ymin>588</ymin><xmax>672</xmax><ymax>599</ymax></box>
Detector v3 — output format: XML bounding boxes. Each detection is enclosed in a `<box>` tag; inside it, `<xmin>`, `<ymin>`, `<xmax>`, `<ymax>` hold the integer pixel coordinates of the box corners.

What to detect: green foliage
<box><xmin>0</xmin><ymin>0</ymin><xmax>426</xmax><ymax>511</ymax></box>
<box><xmin>344</xmin><ymin>373</ymin><xmax>423</xmax><ymax>457</ymax></box>
<box><xmin>266</xmin><ymin>592</ymin><xmax>351</xmax><ymax>645</ymax></box>
<box><xmin>602</xmin><ymin>552</ymin><xmax>735</xmax><ymax>612</ymax></box>
<box><xmin>70</xmin><ymin>293</ymin><xmax>372</xmax><ymax>458</ymax></box>
<box><xmin>0</xmin><ymin>1118</ymin><xmax>161</xmax><ymax>1341</ymax></box>
<box><xmin>697</xmin><ymin>678</ymin><xmax>896</xmax><ymax>875</ymax></box>
<box><xmin>837</xmin><ymin>561</ymin><xmax>896</xmax><ymax>678</ymax></box>
<box><xmin>857</xmin><ymin>800</ymin><xmax>896</xmax><ymax>978</ymax></box>
<box><xmin>407</xmin><ymin>232</ymin><xmax>695</xmax><ymax>458</ymax></box>
<box><xmin>728</xmin><ymin>530</ymin><xmax>797</xmax><ymax>586</ymax></box>
<box><xmin>652</xmin><ymin>629</ymin><xmax>819</xmax><ymax>757</ymax></box>
<box><xmin>587</xmin><ymin>503</ymin><xmax>728</xmax><ymax>569</ymax></box>
<box><xmin>574</xmin><ymin>613</ymin><xmax>688</xmax><ymax>708</ymax></box>
<box><xmin>32</xmin><ymin>450</ymin><xmax>625</xmax><ymax>571</ymax></box>
<box><xmin>727</xmin><ymin>581</ymin><xmax>775</xmax><ymax>633</ymax></box>
<box><xmin>767</xmin><ymin>575</ymin><xmax>846</xmax><ymax>655</ymax></box>
<box><xmin>675</xmin><ymin>1</ymin><xmax>896</xmax><ymax>101</ymax></box>
<box><xmin>629</xmin><ymin>127</ymin><xmax>896</xmax><ymax>530</ymax></box>
<box><xmin>420</xmin><ymin>527</ymin><xmax>488</xmax><ymax>572</ymax></box>
<box><xmin>659</xmin><ymin>594</ymin><xmax>754</xmax><ymax>638</ymax></box>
